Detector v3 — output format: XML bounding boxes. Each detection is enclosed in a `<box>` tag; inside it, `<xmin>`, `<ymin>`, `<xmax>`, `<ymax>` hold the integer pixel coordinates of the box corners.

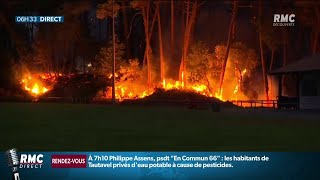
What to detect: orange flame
<box><xmin>20</xmin><ymin>73</ymin><xmax>55</xmax><ymax>96</ymax></box>
<box><xmin>106</xmin><ymin>78</ymin><xmax>227</xmax><ymax>102</ymax></box>
<box><xmin>99</xmin><ymin>66</ymin><xmax>251</xmax><ymax>103</ymax></box>
<box><xmin>181</xmin><ymin>71</ymin><xmax>185</xmax><ymax>88</ymax></box>
<box><xmin>215</xmin><ymin>88</ymin><xmax>224</xmax><ymax>101</ymax></box>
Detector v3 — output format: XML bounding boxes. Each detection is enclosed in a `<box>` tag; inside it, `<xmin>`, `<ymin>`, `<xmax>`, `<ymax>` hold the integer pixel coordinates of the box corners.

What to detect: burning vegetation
<box><xmin>94</xmin><ymin>41</ymin><xmax>262</xmax><ymax>102</ymax></box>
<box><xmin>15</xmin><ymin>40</ymin><xmax>268</xmax><ymax>104</ymax></box>
<box><xmin>19</xmin><ymin>73</ymin><xmax>58</xmax><ymax>96</ymax></box>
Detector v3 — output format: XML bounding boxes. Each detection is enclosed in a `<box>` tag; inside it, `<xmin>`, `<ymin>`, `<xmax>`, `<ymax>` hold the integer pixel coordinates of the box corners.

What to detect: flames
<box><xmin>231</xmin><ymin>69</ymin><xmax>247</xmax><ymax>101</ymax></box>
<box><xmin>24</xmin><ymin>82</ymin><xmax>48</xmax><ymax>95</ymax></box>
<box><xmin>215</xmin><ymin>88</ymin><xmax>224</xmax><ymax>101</ymax></box>
<box><xmin>19</xmin><ymin>69</ymin><xmax>249</xmax><ymax>102</ymax></box>
<box><xmin>104</xmin><ymin>68</ymin><xmax>248</xmax><ymax>102</ymax></box>
<box><xmin>18</xmin><ymin>67</ymin><xmax>251</xmax><ymax>103</ymax></box>
<box><xmin>20</xmin><ymin>73</ymin><xmax>57</xmax><ymax>96</ymax></box>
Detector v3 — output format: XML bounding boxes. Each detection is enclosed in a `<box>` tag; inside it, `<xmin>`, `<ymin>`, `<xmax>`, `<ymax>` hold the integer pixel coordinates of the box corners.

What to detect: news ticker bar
<box><xmin>15</xmin><ymin>16</ymin><xmax>64</xmax><ymax>23</ymax></box>
<box><xmin>2</xmin><ymin>152</ymin><xmax>320</xmax><ymax>179</ymax></box>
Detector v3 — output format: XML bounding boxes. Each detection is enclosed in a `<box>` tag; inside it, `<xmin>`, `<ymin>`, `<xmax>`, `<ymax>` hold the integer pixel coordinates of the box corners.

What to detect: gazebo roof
<box><xmin>270</xmin><ymin>54</ymin><xmax>320</xmax><ymax>75</ymax></box>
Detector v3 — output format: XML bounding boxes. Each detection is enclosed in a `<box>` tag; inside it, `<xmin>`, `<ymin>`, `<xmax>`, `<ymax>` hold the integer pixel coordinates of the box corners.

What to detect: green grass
<box><xmin>0</xmin><ymin>103</ymin><xmax>320</xmax><ymax>151</ymax></box>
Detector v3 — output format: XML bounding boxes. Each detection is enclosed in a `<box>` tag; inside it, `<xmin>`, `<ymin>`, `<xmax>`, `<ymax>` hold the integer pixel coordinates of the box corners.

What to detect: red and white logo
<box><xmin>51</xmin><ymin>154</ymin><xmax>87</xmax><ymax>168</ymax></box>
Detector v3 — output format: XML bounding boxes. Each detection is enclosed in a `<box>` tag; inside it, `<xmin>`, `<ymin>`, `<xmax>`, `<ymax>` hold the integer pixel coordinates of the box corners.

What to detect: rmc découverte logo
<box><xmin>273</xmin><ymin>14</ymin><xmax>295</xmax><ymax>27</ymax></box>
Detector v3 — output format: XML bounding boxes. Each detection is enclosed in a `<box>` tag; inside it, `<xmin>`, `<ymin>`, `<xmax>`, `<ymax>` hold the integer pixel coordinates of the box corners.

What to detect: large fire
<box><xmin>20</xmin><ymin>73</ymin><xmax>57</xmax><ymax>96</ymax></box>
<box><xmin>17</xmin><ymin>63</ymin><xmax>272</xmax><ymax>106</ymax></box>
<box><xmin>104</xmin><ymin>68</ymin><xmax>248</xmax><ymax>102</ymax></box>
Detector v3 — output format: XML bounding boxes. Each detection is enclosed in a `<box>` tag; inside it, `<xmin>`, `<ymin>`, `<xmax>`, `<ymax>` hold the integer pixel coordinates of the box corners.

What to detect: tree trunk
<box><xmin>98</xmin><ymin>19</ymin><xmax>101</xmax><ymax>41</ymax></box>
<box><xmin>112</xmin><ymin>0</ymin><xmax>116</xmax><ymax>102</ymax></box>
<box><xmin>232</xmin><ymin>18</ymin><xmax>236</xmax><ymax>41</ymax></box>
<box><xmin>258</xmin><ymin>0</ymin><xmax>269</xmax><ymax>100</ymax></box>
<box><xmin>181</xmin><ymin>0</ymin><xmax>185</xmax><ymax>47</ymax></box>
<box><xmin>312</xmin><ymin>24</ymin><xmax>319</xmax><ymax>55</ymax></box>
<box><xmin>83</xmin><ymin>57</ymin><xmax>86</xmax><ymax>74</ymax></box>
<box><xmin>171</xmin><ymin>0</ymin><xmax>175</xmax><ymax>62</ymax></box>
<box><xmin>143</xmin><ymin>4</ymin><xmax>159</xmax><ymax>68</ymax></box>
<box><xmin>186</xmin><ymin>0</ymin><xmax>190</xmax><ymax>28</ymax></box>
<box><xmin>179</xmin><ymin>0</ymin><xmax>198</xmax><ymax>86</ymax></box>
<box><xmin>145</xmin><ymin>0</ymin><xmax>152</xmax><ymax>90</ymax></box>
<box><xmin>179</xmin><ymin>0</ymin><xmax>190</xmax><ymax>83</ymax></box>
<box><xmin>312</xmin><ymin>25</ymin><xmax>319</xmax><ymax>55</ymax></box>
<box><xmin>312</xmin><ymin>7</ymin><xmax>320</xmax><ymax>55</ymax></box>
<box><xmin>157</xmin><ymin>2</ymin><xmax>165</xmax><ymax>84</ymax></box>
<box><xmin>259</xmin><ymin>34</ymin><xmax>269</xmax><ymax>100</ymax></box>
<box><xmin>30</xmin><ymin>22</ymin><xmax>34</xmax><ymax>43</ymax></box>
<box><xmin>218</xmin><ymin>0</ymin><xmax>238</xmax><ymax>93</ymax></box>
<box><xmin>121</xmin><ymin>0</ymin><xmax>130</xmax><ymax>57</ymax></box>
<box><xmin>269</xmin><ymin>49</ymin><xmax>275</xmax><ymax>72</ymax></box>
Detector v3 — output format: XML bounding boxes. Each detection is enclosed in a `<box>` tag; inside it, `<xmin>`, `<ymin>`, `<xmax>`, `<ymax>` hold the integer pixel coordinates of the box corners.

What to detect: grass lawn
<box><xmin>0</xmin><ymin>103</ymin><xmax>319</xmax><ymax>151</ymax></box>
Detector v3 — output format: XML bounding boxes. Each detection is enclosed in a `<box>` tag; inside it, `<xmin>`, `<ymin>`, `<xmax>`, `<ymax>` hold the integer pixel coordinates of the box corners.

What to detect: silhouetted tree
<box><xmin>179</xmin><ymin>0</ymin><xmax>199</xmax><ymax>86</ymax></box>
<box><xmin>218</xmin><ymin>0</ymin><xmax>239</xmax><ymax>94</ymax></box>
<box><xmin>156</xmin><ymin>1</ymin><xmax>165</xmax><ymax>84</ymax></box>
<box><xmin>131</xmin><ymin>0</ymin><xmax>153</xmax><ymax>90</ymax></box>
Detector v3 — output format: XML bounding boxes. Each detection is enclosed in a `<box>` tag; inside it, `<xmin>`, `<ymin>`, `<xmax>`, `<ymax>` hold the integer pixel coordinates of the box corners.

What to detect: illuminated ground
<box><xmin>0</xmin><ymin>103</ymin><xmax>320</xmax><ymax>151</ymax></box>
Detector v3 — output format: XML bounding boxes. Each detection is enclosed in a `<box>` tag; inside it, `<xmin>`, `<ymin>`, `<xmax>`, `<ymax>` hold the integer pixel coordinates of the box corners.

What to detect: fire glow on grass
<box><xmin>20</xmin><ymin>73</ymin><xmax>57</xmax><ymax>96</ymax></box>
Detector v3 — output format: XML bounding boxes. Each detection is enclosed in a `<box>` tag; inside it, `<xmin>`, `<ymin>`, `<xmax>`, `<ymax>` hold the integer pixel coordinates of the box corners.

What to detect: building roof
<box><xmin>270</xmin><ymin>54</ymin><xmax>320</xmax><ymax>75</ymax></box>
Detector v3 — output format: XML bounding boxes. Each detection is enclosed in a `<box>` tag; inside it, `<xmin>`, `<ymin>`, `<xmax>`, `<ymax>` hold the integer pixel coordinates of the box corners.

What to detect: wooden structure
<box><xmin>231</xmin><ymin>100</ymin><xmax>277</xmax><ymax>108</ymax></box>
<box><xmin>270</xmin><ymin>54</ymin><xmax>320</xmax><ymax>110</ymax></box>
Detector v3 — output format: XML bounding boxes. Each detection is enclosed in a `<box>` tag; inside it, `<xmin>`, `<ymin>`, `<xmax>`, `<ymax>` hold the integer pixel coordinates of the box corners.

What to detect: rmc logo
<box><xmin>273</xmin><ymin>14</ymin><xmax>295</xmax><ymax>27</ymax></box>
<box><xmin>19</xmin><ymin>154</ymin><xmax>44</xmax><ymax>168</ymax></box>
